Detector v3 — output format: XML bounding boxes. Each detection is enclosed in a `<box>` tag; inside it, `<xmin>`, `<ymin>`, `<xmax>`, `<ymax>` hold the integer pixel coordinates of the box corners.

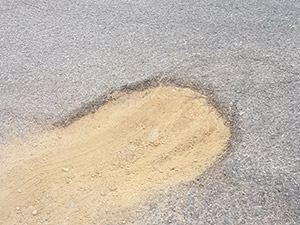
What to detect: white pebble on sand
<box><xmin>62</xmin><ymin>168</ymin><xmax>70</xmax><ymax>172</ymax></box>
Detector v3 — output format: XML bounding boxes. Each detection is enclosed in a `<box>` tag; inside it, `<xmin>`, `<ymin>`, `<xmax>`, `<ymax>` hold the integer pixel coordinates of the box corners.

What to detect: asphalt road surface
<box><xmin>1</xmin><ymin>0</ymin><xmax>300</xmax><ymax>224</ymax></box>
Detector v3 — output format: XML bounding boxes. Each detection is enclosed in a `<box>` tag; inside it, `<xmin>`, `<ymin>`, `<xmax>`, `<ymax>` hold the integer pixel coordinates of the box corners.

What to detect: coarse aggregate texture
<box><xmin>0</xmin><ymin>0</ymin><xmax>300</xmax><ymax>224</ymax></box>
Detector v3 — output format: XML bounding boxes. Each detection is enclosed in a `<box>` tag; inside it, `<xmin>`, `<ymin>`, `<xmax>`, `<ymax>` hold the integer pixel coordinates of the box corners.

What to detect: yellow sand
<box><xmin>0</xmin><ymin>86</ymin><xmax>230</xmax><ymax>224</ymax></box>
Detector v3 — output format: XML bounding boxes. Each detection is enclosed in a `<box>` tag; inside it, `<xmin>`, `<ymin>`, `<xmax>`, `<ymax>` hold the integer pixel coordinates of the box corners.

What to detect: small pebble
<box><xmin>32</xmin><ymin>210</ymin><xmax>38</xmax><ymax>215</ymax></box>
<box><xmin>42</xmin><ymin>218</ymin><xmax>49</xmax><ymax>224</ymax></box>
<box><xmin>16</xmin><ymin>207</ymin><xmax>20</xmax><ymax>210</ymax></box>
<box><xmin>110</xmin><ymin>187</ymin><xmax>117</xmax><ymax>191</ymax></box>
<box><xmin>62</xmin><ymin>168</ymin><xmax>69</xmax><ymax>172</ymax></box>
<box><xmin>122</xmin><ymin>220</ymin><xmax>126</xmax><ymax>224</ymax></box>
<box><xmin>17</xmin><ymin>189</ymin><xmax>22</xmax><ymax>193</ymax></box>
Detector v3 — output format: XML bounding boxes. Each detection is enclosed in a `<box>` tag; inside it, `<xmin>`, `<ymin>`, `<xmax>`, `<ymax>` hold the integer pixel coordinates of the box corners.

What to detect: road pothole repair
<box><xmin>0</xmin><ymin>86</ymin><xmax>230</xmax><ymax>224</ymax></box>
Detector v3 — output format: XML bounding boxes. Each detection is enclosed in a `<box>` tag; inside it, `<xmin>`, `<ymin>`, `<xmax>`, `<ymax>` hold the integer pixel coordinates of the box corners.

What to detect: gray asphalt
<box><xmin>1</xmin><ymin>0</ymin><xmax>300</xmax><ymax>224</ymax></box>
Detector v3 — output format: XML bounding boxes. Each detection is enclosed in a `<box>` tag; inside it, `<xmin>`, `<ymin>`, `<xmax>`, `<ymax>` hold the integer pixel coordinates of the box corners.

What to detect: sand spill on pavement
<box><xmin>0</xmin><ymin>86</ymin><xmax>230</xmax><ymax>224</ymax></box>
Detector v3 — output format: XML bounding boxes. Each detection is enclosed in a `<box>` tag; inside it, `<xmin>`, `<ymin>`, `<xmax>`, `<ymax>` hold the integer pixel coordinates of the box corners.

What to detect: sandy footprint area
<box><xmin>0</xmin><ymin>86</ymin><xmax>230</xmax><ymax>224</ymax></box>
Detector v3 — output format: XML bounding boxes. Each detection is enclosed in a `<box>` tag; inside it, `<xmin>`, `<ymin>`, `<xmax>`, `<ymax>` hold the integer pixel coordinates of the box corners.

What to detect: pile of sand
<box><xmin>0</xmin><ymin>86</ymin><xmax>230</xmax><ymax>224</ymax></box>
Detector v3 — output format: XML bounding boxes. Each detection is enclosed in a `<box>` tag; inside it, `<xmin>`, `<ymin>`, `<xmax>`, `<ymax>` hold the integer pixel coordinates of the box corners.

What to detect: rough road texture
<box><xmin>0</xmin><ymin>0</ymin><xmax>300</xmax><ymax>224</ymax></box>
